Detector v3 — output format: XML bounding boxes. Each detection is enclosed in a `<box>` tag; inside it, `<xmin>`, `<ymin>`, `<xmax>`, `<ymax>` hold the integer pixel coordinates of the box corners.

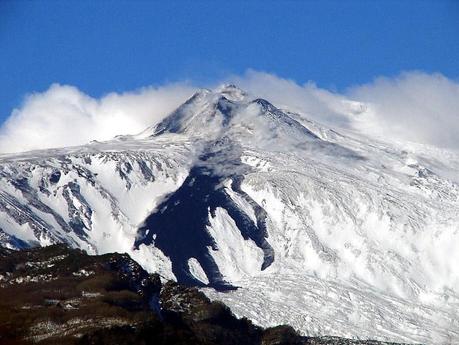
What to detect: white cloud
<box><xmin>0</xmin><ymin>83</ymin><xmax>196</xmax><ymax>153</ymax></box>
<box><xmin>228</xmin><ymin>70</ymin><xmax>352</xmax><ymax>127</ymax></box>
<box><xmin>1</xmin><ymin>70</ymin><xmax>458</xmax><ymax>154</ymax></box>
<box><xmin>347</xmin><ymin>71</ymin><xmax>459</xmax><ymax>150</ymax></box>
<box><xmin>229</xmin><ymin>70</ymin><xmax>459</xmax><ymax>150</ymax></box>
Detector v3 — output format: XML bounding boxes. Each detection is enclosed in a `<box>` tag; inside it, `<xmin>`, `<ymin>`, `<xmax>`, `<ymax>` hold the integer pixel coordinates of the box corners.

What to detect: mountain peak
<box><xmin>147</xmin><ymin>85</ymin><xmax>323</xmax><ymax>143</ymax></box>
<box><xmin>215</xmin><ymin>84</ymin><xmax>248</xmax><ymax>101</ymax></box>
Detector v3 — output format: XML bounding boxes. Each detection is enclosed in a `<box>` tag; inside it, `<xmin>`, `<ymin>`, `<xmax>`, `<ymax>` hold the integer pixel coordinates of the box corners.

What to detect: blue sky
<box><xmin>0</xmin><ymin>0</ymin><xmax>458</xmax><ymax>125</ymax></box>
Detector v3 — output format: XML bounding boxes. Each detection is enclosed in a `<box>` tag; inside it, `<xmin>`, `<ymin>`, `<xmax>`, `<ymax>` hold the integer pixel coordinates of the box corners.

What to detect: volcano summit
<box><xmin>0</xmin><ymin>85</ymin><xmax>458</xmax><ymax>343</ymax></box>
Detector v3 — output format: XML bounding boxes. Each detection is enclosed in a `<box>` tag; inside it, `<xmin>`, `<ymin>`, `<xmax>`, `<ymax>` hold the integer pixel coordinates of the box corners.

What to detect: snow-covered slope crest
<box><xmin>1</xmin><ymin>84</ymin><xmax>459</xmax><ymax>343</ymax></box>
<box><xmin>0</xmin><ymin>136</ymin><xmax>195</xmax><ymax>277</ymax></box>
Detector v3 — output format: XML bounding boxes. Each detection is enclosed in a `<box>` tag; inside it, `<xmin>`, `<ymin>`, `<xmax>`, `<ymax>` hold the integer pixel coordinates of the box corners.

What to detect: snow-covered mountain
<box><xmin>0</xmin><ymin>85</ymin><xmax>458</xmax><ymax>343</ymax></box>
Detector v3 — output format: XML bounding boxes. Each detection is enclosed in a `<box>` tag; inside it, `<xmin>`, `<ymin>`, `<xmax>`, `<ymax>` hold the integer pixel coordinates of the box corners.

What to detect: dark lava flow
<box><xmin>135</xmin><ymin>146</ymin><xmax>273</xmax><ymax>291</ymax></box>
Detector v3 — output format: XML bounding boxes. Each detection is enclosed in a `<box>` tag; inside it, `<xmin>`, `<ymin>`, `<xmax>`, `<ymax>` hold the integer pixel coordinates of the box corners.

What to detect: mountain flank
<box><xmin>0</xmin><ymin>245</ymin><xmax>408</xmax><ymax>345</ymax></box>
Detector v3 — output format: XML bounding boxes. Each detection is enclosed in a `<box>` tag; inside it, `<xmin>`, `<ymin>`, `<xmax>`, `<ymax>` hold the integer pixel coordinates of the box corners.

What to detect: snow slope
<box><xmin>0</xmin><ymin>85</ymin><xmax>458</xmax><ymax>343</ymax></box>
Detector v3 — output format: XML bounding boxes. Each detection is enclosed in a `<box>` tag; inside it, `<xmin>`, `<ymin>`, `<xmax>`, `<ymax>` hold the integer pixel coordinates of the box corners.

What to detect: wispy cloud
<box><xmin>1</xmin><ymin>70</ymin><xmax>458</xmax><ymax>154</ymax></box>
<box><xmin>229</xmin><ymin>70</ymin><xmax>459</xmax><ymax>151</ymax></box>
<box><xmin>228</xmin><ymin>70</ymin><xmax>353</xmax><ymax>127</ymax></box>
<box><xmin>347</xmin><ymin>71</ymin><xmax>459</xmax><ymax>150</ymax></box>
<box><xmin>0</xmin><ymin>83</ymin><xmax>196</xmax><ymax>153</ymax></box>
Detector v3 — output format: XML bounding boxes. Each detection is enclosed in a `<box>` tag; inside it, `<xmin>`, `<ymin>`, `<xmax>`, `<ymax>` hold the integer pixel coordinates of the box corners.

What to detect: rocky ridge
<box><xmin>0</xmin><ymin>245</ymin><xmax>408</xmax><ymax>345</ymax></box>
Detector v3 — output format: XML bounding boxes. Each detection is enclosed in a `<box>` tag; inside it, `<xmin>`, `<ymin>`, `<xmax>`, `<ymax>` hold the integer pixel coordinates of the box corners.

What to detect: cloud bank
<box><xmin>1</xmin><ymin>70</ymin><xmax>458</xmax><ymax>154</ymax></box>
<box><xmin>348</xmin><ymin>72</ymin><xmax>459</xmax><ymax>150</ymax></box>
<box><xmin>232</xmin><ymin>70</ymin><xmax>459</xmax><ymax>150</ymax></box>
<box><xmin>0</xmin><ymin>83</ymin><xmax>195</xmax><ymax>153</ymax></box>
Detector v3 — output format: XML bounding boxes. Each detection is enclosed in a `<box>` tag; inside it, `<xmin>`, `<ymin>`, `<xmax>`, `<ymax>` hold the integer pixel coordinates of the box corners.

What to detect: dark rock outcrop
<box><xmin>0</xmin><ymin>245</ymin><xmax>409</xmax><ymax>345</ymax></box>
